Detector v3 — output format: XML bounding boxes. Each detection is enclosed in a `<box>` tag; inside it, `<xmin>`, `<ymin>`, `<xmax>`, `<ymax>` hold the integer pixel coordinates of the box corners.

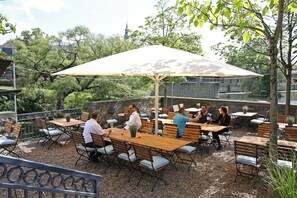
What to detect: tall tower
<box><xmin>124</xmin><ymin>23</ymin><xmax>129</xmax><ymax>39</ymax></box>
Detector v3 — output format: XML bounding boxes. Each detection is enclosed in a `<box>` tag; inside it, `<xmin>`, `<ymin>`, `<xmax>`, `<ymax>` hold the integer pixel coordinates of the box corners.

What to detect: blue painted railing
<box><xmin>0</xmin><ymin>155</ymin><xmax>102</xmax><ymax>197</ymax></box>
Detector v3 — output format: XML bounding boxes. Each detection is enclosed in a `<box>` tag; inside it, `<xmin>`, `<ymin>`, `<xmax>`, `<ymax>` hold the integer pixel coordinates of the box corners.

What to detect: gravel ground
<box><xmin>14</xmin><ymin>126</ymin><xmax>270</xmax><ymax>198</ymax></box>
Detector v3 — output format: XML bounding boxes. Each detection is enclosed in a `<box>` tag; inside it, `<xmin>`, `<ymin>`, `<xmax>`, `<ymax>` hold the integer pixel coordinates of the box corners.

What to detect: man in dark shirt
<box><xmin>196</xmin><ymin>104</ymin><xmax>212</xmax><ymax>124</ymax></box>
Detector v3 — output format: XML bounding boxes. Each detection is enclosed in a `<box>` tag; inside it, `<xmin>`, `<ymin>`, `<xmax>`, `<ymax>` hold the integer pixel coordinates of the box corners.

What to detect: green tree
<box><xmin>0</xmin><ymin>13</ymin><xmax>15</xmax><ymax>35</ymax></box>
<box><xmin>176</xmin><ymin>0</ymin><xmax>297</xmax><ymax>159</ymax></box>
<box><xmin>130</xmin><ymin>0</ymin><xmax>204</xmax><ymax>107</ymax></box>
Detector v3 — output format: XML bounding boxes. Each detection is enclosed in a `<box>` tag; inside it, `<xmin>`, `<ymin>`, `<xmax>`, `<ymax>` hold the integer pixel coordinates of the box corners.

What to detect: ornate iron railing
<box><xmin>0</xmin><ymin>155</ymin><xmax>101</xmax><ymax>198</ymax></box>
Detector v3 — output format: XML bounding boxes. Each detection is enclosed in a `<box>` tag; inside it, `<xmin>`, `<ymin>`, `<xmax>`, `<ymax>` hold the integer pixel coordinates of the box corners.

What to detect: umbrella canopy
<box><xmin>53</xmin><ymin>45</ymin><xmax>261</xmax><ymax>133</ymax></box>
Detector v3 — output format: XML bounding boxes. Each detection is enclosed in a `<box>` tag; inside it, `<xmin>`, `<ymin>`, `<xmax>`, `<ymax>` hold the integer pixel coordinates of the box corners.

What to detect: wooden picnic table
<box><xmin>158</xmin><ymin>118</ymin><xmax>227</xmax><ymax>133</ymax></box>
<box><xmin>109</xmin><ymin>128</ymin><xmax>190</xmax><ymax>152</ymax></box>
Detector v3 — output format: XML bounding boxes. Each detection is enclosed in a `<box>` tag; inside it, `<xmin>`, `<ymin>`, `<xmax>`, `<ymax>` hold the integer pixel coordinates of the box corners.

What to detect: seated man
<box><xmin>173</xmin><ymin>107</ymin><xmax>199</xmax><ymax>139</ymax></box>
<box><xmin>196</xmin><ymin>104</ymin><xmax>212</xmax><ymax>124</ymax></box>
<box><xmin>83</xmin><ymin>111</ymin><xmax>112</xmax><ymax>162</ymax></box>
<box><xmin>124</xmin><ymin>103</ymin><xmax>142</xmax><ymax>130</ymax></box>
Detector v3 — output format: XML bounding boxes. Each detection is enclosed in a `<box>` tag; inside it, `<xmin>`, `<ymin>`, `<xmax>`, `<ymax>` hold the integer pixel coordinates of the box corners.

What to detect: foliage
<box><xmin>0</xmin><ymin>95</ymin><xmax>14</xmax><ymax>111</ymax></box>
<box><xmin>265</xmin><ymin>152</ymin><xmax>297</xmax><ymax>198</ymax></box>
<box><xmin>0</xmin><ymin>13</ymin><xmax>16</xmax><ymax>35</ymax></box>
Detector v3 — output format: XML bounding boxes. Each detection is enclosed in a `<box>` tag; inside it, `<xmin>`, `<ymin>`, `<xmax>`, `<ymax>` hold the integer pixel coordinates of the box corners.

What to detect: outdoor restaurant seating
<box><xmin>71</xmin><ymin>131</ymin><xmax>96</xmax><ymax>168</ymax></box>
<box><xmin>2</xmin><ymin>120</ymin><xmax>13</xmax><ymax>134</ymax></box>
<box><xmin>139</xmin><ymin>119</ymin><xmax>154</xmax><ymax>134</ymax></box>
<box><xmin>277</xmin><ymin>114</ymin><xmax>287</xmax><ymax>123</ymax></box>
<box><xmin>221</xmin><ymin>129</ymin><xmax>232</xmax><ymax>147</ymax></box>
<box><xmin>162</xmin><ymin>124</ymin><xmax>178</xmax><ymax>139</ymax></box>
<box><xmin>0</xmin><ymin>122</ymin><xmax>22</xmax><ymax>157</ymax></box>
<box><xmin>111</xmin><ymin>139</ymin><xmax>138</xmax><ymax>181</ymax></box>
<box><xmin>132</xmin><ymin>143</ymin><xmax>169</xmax><ymax>192</ymax></box>
<box><xmin>91</xmin><ymin>133</ymin><xmax>115</xmax><ymax>173</ymax></box>
<box><xmin>34</xmin><ymin>118</ymin><xmax>64</xmax><ymax>148</ymax></box>
<box><xmin>167</xmin><ymin>112</ymin><xmax>177</xmax><ymax>119</ymax></box>
<box><xmin>234</xmin><ymin>140</ymin><xmax>262</xmax><ymax>182</ymax></box>
<box><xmin>178</xmin><ymin>127</ymin><xmax>199</xmax><ymax>171</ymax></box>
<box><xmin>79</xmin><ymin>111</ymin><xmax>89</xmax><ymax>129</ymax></box>
<box><xmin>275</xmin><ymin>144</ymin><xmax>296</xmax><ymax>169</ymax></box>
<box><xmin>257</xmin><ymin>123</ymin><xmax>270</xmax><ymax>138</ymax></box>
<box><xmin>284</xmin><ymin>126</ymin><xmax>297</xmax><ymax>142</ymax></box>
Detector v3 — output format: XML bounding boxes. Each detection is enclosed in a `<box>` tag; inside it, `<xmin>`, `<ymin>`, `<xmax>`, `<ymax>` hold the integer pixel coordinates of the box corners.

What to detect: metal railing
<box><xmin>0</xmin><ymin>155</ymin><xmax>101</xmax><ymax>198</ymax></box>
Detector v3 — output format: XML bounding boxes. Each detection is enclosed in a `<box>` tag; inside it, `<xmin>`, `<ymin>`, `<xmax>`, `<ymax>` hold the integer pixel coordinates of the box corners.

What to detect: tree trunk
<box><xmin>285</xmin><ymin>69</ymin><xmax>292</xmax><ymax>115</ymax></box>
<box><xmin>56</xmin><ymin>97</ymin><xmax>64</xmax><ymax>110</ymax></box>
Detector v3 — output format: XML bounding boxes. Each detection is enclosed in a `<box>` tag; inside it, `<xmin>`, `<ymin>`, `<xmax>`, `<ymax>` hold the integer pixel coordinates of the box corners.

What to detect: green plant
<box><xmin>286</xmin><ymin>116</ymin><xmax>295</xmax><ymax>126</ymax></box>
<box><xmin>242</xmin><ymin>106</ymin><xmax>248</xmax><ymax>114</ymax></box>
<box><xmin>65</xmin><ymin>114</ymin><xmax>71</xmax><ymax>122</ymax></box>
<box><xmin>129</xmin><ymin>125</ymin><xmax>137</xmax><ymax>138</ymax></box>
<box><xmin>265</xmin><ymin>152</ymin><xmax>297</xmax><ymax>198</ymax></box>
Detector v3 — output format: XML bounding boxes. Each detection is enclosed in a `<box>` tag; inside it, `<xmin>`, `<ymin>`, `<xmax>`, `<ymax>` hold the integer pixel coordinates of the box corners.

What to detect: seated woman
<box><xmin>212</xmin><ymin>106</ymin><xmax>230</xmax><ymax>150</ymax></box>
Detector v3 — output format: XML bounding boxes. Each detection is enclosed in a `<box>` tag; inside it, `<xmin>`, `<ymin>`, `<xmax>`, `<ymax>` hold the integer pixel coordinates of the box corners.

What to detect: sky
<box><xmin>0</xmin><ymin>0</ymin><xmax>226</xmax><ymax>60</ymax></box>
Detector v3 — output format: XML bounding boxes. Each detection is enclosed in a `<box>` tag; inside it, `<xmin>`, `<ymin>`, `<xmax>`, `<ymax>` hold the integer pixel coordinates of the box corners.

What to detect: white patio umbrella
<box><xmin>53</xmin><ymin>45</ymin><xmax>261</xmax><ymax>133</ymax></box>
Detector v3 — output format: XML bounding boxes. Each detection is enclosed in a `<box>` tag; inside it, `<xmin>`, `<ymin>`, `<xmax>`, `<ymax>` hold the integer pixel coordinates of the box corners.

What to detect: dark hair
<box><xmin>220</xmin><ymin>106</ymin><xmax>228</xmax><ymax>114</ymax></box>
<box><xmin>201</xmin><ymin>104</ymin><xmax>207</xmax><ymax>108</ymax></box>
<box><xmin>129</xmin><ymin>103</ymin><xmax>136</xmax><ymax>108</ymax></box>
<box><xmin>179</xmin><ymin>107</ymin><xmax>185</xmax><ymax>114</ymax></box>
<box><xmin>91</xmin><ymin>112</ymin><xmax>99</xmax><ymax>119</ymax></box>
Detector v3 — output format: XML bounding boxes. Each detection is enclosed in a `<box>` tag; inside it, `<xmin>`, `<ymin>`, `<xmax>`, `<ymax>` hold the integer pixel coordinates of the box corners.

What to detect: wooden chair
<box><xmin>167</xmin><ymin>112</ymin><xmax>177</xmax><ymax>119</ymax></box>
<box><xmin>80</xmin><ymin>112</ymin><xmax>89</xmax><ymax>122</ymax></box>
<box><xmin>111</xmin><ymin>139</ymin><xmax>137</xmax><ymax>181</ymax></box>
<box><xmin>177</xmin><ymin>127</ymin><xmax>199</xmax><ymax>171</ymax></box>
<box><xmin>276</xmin><ymin>145</ymin><xmax>296</xmax><ymax>169</ymax></box>
<box><xmin>257</xmin><ymin>123</ymin><xmax>271</xmax><ymax>138</ymax></box>
<box><xmin>284</xmin><ymin>126</ymin><xmax>297</xmax><ymax>142</ymax></box>
<box><xmin>34</xmin><ymin>118</ymin><xmax>64</xmax><ymax>148</ymax></box>
<box><xmin>132</xmin><ymin>143</ymin><xmax>169</xmax><ymax>192</ymax></box>
<box><xmin>91</xmin><ymin>133</ymin><xmax>115</xmax><ymax>173</ymax></box>
<box><xmin>2</xmin><ymin>120</ymin><xmax>13</xmax><ymax>134</ymax></box>
<box><xmin>139</xmin><ymin>119</ymin><xmax>154</xmax><ymax>134</ymax></box>
<box><xmin>162</xmin><ymin>124</ymin><xmax>178</xmax><ymax>139</ymax></box>
<box><xmin>234</xmin><ymin>140</ymin><xmax>262</xmax><ymax>182</ymax></box>
<box><xmin>186</xmin><ymin>125</ymin><xmax>210</xmax><ymax>154</ymax></box>
<box><xmin>71</xmin><ymin>131</ymin><xmax>96</xmax><ymax>168</ymax></box>
<box><xmin>278</xmin><ymin>114</ymin><xmax>287</xmax><ymax>123</ymax></box>
<box><xmin>0</xmin><ymin>122</ymin><xmax>22</xmax><ymax>157</ymax></box>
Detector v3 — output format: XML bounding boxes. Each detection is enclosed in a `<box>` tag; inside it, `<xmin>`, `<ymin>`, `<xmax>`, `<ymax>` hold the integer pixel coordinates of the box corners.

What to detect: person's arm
<box><xmin>102</xmin><ymin>128</ymin><xmax>112</xmax><ymax>137</ymax></box>
<box><xmin>190</xmin><ymin>116</ymin><xmax>199</xmax><ymax>122</ymax></box>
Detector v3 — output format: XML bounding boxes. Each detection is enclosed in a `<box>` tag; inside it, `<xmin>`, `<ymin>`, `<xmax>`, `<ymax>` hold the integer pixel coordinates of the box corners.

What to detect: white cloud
<box><xmin>17</xmin><ymin>0</ymin><xmax>66</xmax><ymax>20</ymax></box>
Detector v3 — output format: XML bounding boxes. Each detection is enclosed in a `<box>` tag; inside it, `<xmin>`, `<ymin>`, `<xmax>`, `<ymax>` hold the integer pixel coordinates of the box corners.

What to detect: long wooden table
<box><xmin>158</xmin><ymin>118</ymin><xmax>227</xmax><ymax>133</ymax></box>
<box><xmin>236</xmin><ymin>135</ymin><xmax>297</xmax><ymax>151</ymax></box>
<box><xmin>109</xmin><ymin>128</ymin><xmax>190</xmax><ymax>152</ymax></box>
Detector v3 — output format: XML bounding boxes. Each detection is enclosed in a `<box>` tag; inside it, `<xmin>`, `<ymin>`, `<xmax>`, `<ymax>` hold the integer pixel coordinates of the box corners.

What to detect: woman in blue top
<box><xmin>173</xmin><ymin>107</ymin><xmax>199</xmax><ymax>138</ymax></box>
<box><xmin>212</xmin><ymin>106</ymin><xmax>231</xmax><ymax>150</ymax></box>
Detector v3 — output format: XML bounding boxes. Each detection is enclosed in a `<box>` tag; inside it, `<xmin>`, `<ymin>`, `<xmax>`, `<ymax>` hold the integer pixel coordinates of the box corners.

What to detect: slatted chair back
<box><xmin>91</xmin><ymin>133</ymin><xmax>105</xmax><ymax>147</ymax></box>
<box><xmin>34</xmin><ymin>118</ymin><xmax>42</xmax><ymax>129</ymax></box>
<box><xmin>182</xmin><ymin>127</ymin><xmax>200</xmax><ymax>143</ymax></box>
<box><xmin>162</xmin><ymin>107</ymin><xmax>169</xmax><ymax>114</ymax></box>
<box><xmin>168</xmin><ymin>112</ymin><xmax>177</xmax><ymax>119</ymax></box>
<box><xmin>185</xmin><ymin>113</ymin><xmax>192</xmax><ymax>119</ymax></box>
<box><xmin>71</xmin><ymin>131</ymin><xmax>85</xmax><ymax>145</ymax></box>
<box><xmin>81</xmin><ymin>112</ymin><xmax>89</xmax><ymax>122</ymax></box>
<box><xmin>278</xmin><ymin>114</ymin><xmax>287</xmax><ymax>123</ymax></box>
<box><xmin>111</xmin><ymin>139</ymin><xmax>128</xmax><ymax>154</ymax></box>
<box><xmin>278</xmin><ymin>145</ymin><xmax>296</xmax><ymax>161</ymax></box>
<box><xmin>234</xmin><ymin>140</ymin><xmax>258</xmax><ymax>158</ymax></box>
<box><xmin>12</xmin><ymin>123</ymin><xmax>22</xmax><ymax>138</ymax></box>
<box><xmin>140</xmin><ymin>119</ymin><xmax>154</xmax><ymax>134</ymax></box>
<box><xmin>284</xmin><ymin>126</ymin><xmax>297</xmax><ymax>142</ymax></box>
<box><xmin>162</xmin><ymin>124</ymin><xmax>178</xmax><ymax>139</ymax></box>
<box><xmin>3</xmin><ymin>120</ymin><xmax>13</xmax><ymax>133</ymax></box>
<box><xmin>133</xmin><ymin>144</ymin><xmax>152</xmax><ymax>161</ymax></box>
<box><xmin>257</xmin><ymin>123</ymin><xmax>270</xmax><ymax>138</ymax></box>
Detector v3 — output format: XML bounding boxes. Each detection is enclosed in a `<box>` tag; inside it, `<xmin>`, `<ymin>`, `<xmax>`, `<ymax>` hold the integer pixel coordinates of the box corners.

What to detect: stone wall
<box><xmin>85</xmin><ymin>96</ymin><xmax>297</xmax><ymax>126</ymax></box>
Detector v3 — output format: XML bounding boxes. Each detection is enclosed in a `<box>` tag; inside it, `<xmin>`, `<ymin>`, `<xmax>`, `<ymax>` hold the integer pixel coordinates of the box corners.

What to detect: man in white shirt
<box><xmin>124</xmin><ymin>104</ymin><xmax>142</xmax><ymax>130</ymax></box>
<box><xmin>83</xmin><ymin>111</ymin><xmax>111</xmax><ymax>161</ymax></box>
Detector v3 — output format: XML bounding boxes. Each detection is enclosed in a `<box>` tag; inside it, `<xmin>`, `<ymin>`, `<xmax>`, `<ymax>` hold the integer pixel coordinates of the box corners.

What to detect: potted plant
<box><xmin>129</xmin><ymin>125</ymin><xmax>137</xmax><ymax>138</ymax></box>
<box><xmin>65</xmin><ymin>114</ymin><xmax>71</xmax><ymax>122</ymax></box>
<box><xmin>286</xmin><ymin>116</ymin><xmax>295</xmax><ymax>126</ymax></box>
<box><xmin>242</xmin><ymin>106</ymin><xmax>248</xmax><ymax>114</ymax></box>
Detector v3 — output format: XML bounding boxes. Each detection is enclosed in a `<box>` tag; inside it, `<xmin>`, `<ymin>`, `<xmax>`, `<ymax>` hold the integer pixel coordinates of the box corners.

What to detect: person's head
<box><xmin>91</xmin><ymin>111</ymin><xmax>99</xmax><ymax>121</ymax></box>
<box><xmin>179</xmin><ymin>107</ymin><xmax>186</xmax><ymax>115</ymax></box>
<box><xmin>219</xmin><ymin>106</ymin><xmax>228</xmax><ymax>115</ymax></box>
<box><xmin>200</xmin><ymin>104</ymin><xmax>208</xmax><ymax>113</ymax></box>
<box><xmin>129</xmin><ymin>103</ymin><xmax>137</xmax><ymax>113</ymax></box>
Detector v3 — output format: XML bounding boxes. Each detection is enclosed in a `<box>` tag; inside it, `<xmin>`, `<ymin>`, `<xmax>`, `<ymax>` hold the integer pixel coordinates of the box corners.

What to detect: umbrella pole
<box><xmin>154</xmin><ymin>76</ymin><xmax>159</xmax><ymax>135</ymax></box>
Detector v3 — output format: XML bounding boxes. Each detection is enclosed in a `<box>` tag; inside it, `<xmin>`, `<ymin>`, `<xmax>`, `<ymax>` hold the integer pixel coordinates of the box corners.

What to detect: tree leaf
<box><xmin>243</xmin><ymin>31</ymin><xmax>251</xmax><ymax>43</ymax></box>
